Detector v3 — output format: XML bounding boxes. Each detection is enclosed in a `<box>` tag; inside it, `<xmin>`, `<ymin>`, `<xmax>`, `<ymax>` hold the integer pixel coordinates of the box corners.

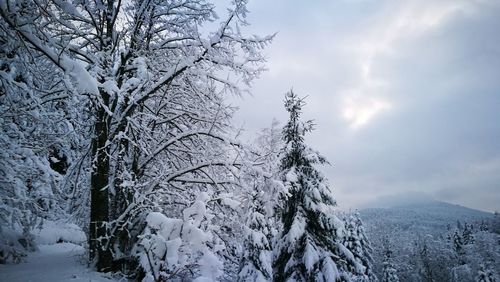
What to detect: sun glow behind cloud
<box><xmin>235</xmin><ymin>0</ymin><xmax>500</xmax><ymax>211</ymax></box>
<box><xmin>342</xmin><ymin>97</ymin><xmax>391</xmax><ymax>129</ymax></box>
<box><xmin>339</xmin><ymin>0</ymin><xmax>469</xmax><ymax>131</ymax></box>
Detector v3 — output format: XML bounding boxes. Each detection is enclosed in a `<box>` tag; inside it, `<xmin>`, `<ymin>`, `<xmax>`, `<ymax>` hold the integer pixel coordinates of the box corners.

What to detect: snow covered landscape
<box><xmin>0</xmin><ymin>243</ymin><xmax>113</xmax><ymax>281</ymax></box>
<box><xmin>1</xmin><ymin>200</ymin><xmax>498</xmax><ymax>281</ymax></box>
<box><xmin>361</xmin><ymin>199</ymin><xmax>499</xmax><ymax>281</ymax></box>
<box><xmin>1</xmin><ymin>0</ymin><xmax>499</xmax><ymax>281</ymax></box>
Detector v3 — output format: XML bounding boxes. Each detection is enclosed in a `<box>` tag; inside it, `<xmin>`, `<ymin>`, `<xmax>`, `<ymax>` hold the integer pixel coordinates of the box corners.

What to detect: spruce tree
<box><xmin>453</xmin><ymin>230</ymin><xmax>465</xmax><ymax>257</ymax></box>
<box><xmin>382</xmin><ymin>246</ymin><xmax>399</xmax><ymax>282</ymax></box>
<box><xmin>479</xmin><ymin>220</ymin><xmax>488</xmax><ymax>232</ymax></box>
<box><xmin>476</xmin><ymin>264</ymin><xmax>497</xmax><ymax>282</ymax></box>
<box><xmin>238</xmin><ymin>121</ymin><xmax>283</xmax><ymax>282</ymax></box>
<box><xmin>344</xmin><ymin>212</ymin><xmax>378</xmax><ymax>281</ymax></box>
<box><xmin>452</xmin><ymin>230</ymin><xmax>468</xmax><ymax>267</ymax></box>
<box><xmin>273</xmin><ymin>90</ymin><xmax>358</xmax><ymax>282</ymax></box>
<box><xmin>238</xmin><ymin>190</ymin><xmax>273</xmax><ymax>282</ymax></box>
<box><xmin>462</xmin><ymin>223</ymin><xmax>475</xmax><ymax>245</ymax></box>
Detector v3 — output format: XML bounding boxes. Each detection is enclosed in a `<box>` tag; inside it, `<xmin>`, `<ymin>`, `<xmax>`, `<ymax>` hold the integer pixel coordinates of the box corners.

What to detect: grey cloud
<box><xmin>232</xmin><ymin>0</ymin><xmax>500</xmax><ymax>212</ymax></box>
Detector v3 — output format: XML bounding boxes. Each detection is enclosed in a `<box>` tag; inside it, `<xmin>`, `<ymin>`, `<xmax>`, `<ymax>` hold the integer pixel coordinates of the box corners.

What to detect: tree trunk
<box><xmin>89</xmin><ymin>103</ymin><xmax>112</xmax><ymax>271</ymax></box>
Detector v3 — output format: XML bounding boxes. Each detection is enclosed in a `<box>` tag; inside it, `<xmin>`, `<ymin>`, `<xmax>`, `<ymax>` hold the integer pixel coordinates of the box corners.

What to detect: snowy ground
<box><xmin>0</xmin><ymin>243</ymin><xmax>117</xmax><ymax>282</ymax></box>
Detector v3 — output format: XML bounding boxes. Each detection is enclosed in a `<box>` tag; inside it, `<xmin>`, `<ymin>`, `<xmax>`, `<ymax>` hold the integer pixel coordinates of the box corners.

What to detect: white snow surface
<box><xmin>0</xmin><ymin>243</ymin><xmax>115</xmax><ymax>282</ymax></box>
<box><xmin>285</xmin><ymin>167</ymin><xmax>298</xmax><ymax>183</ymax></box>
<box><xmin>33</xmin><ymin>220</ymin><xmax>86</xmax><ymax>245</ymax></box>
<box><xmin>303</xmin><ymin>242</ymin><xmax>319</xmax><ymax>271</ymax></box>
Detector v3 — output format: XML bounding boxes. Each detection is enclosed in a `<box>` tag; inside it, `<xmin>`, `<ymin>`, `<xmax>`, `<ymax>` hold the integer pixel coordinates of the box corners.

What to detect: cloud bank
<box><xmin>230</xmin><ymin>0</ymin><xmax>500</xmax><ymax>212</ymax></box>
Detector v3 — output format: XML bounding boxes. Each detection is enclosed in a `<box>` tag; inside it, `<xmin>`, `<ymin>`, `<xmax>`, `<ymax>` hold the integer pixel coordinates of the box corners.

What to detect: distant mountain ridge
<box><xmin>357</xmin><ymin>199</ymin><xmax>498</xmax><ymax>281</ymax></box>
<box><xmin>360</xmin><ymin>199</ymin><xmax>493</xmax><ymax>236</ymax></box>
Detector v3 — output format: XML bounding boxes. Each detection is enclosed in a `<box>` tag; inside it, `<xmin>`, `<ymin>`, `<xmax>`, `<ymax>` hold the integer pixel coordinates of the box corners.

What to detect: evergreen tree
<box><xmin>479</xmin><ymin>221</ymin><xmax>489</xmax><ymax>232</ymax></box>
<box><xmin>273</xmin><ymin>90</ymin><xmax>358</xmax><ymax>282</ymax></box>
<box><xmin>453</xmin><ymin>231</ymin><xmax>464</xmax><ymax>254</ymax></box>
<box><xmin>238</xmin><ymin>190</ymin><xmax>273</xmax><ymax>282</ymax></box>
<box><xmin>382</xmin><ymin>242</ymin><xmax>399</xmax><ymax>282</ymax></box>
<box><xmin>417</xmin><ymin>239</ymin><xmax>435</xmax><ymax>282</ymax></box>
<box><xmin>238</xmin><ymin>121</ymin><xmax>283</xmax><ymax>282</ymax></box>
<box><xmin>492</xmin><ymin>212</ymin><xmax>500</xmax><ymax>234</ymax></box>
<box><xmin>344</xmin><ymin>212</ymin><xmax>378</xmax><ymax>281</ymax></box>
<box><xmin>463</xmin><ymin>223</ymin><xmax>475</xmax><ymax>245</ymax></box>
<box><xmin>476</xmin><ymin>264</ymin><xmax>496</xmax><ymax>282</ymax></box>
<box><xmin>452</xmin><ymin>230</ymin><xmax>466</xmax><ymax>264</ymax></box>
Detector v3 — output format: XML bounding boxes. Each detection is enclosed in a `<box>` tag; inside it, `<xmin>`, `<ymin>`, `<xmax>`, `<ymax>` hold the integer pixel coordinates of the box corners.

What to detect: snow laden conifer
<box><xmin>238</xmin><ymin>189</ymin><xmax>274</xmax><ymax>282</ymax></box>
<box><xmin>476</xmin><ymin>264</ymin><xmax>497</xmax><ymax>282</ymax></box>
<box><xmin>381</xmin><ymin>239</ymin><xmax>399</xmax><ymax>282</ymax></box>
<box><xmin>382</xmin><ymin>254</ymin><xmax>399</xmax><ymax>282</ymax></box>
<box><xmin>273</xmin><ymin>90</ymin><xmax>358</xmax><ymax>282</ymax></box>
<box><xmin>453</xmin><ymin>230</ymin><xmax>466</xmax><ymax>262</ymax></box>
<box><xmin>343</xmin><ymin>212</ymin><xmax>377</xmax><ymax>281</ymax></box>
<box><xmin>462</xmin><ymin>223</ymin><xmax>475</xmax><ymax>245</ymax></box>
<box><xmin>238</xmin><ymin>121</ymin><xmax>284</xmax><ymax>282</ymax></box>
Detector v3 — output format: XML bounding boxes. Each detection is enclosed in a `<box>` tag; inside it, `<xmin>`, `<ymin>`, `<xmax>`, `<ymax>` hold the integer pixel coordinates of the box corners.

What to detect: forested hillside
<box><xmin>360</xmin><ymin>201</ymin><xmax>499</xmax><ymax>281</ymax></box>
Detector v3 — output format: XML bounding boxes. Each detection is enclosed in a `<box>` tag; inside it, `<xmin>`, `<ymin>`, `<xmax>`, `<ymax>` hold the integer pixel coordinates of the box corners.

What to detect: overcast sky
<box><xmin>227</xmin><ymin>0</ymin><xmax>500</xmax><ymax>212</ymax></box>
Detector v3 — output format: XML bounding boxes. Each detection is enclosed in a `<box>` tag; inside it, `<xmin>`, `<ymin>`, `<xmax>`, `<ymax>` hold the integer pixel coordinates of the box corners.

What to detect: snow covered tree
<box><xmin>492</xmin><ymin>212</ymin><xmax>500</xmax><ymax>235</ymax></box>
<box><xmin>238</xmin><ymin>121</ymin><xmax>284</xmax><ymax>282</ymax></box>
<box><xmin>453</xmin><ymin>230</ymin><xmax>466</xmax><ymax>261</ymax></box>
<box><xmin>273</xmin><ymin>90</ymin><xmax>359</xmax><ymax>282</ymax></box>
<box><xmin>381</xmin><ymin>242</ymin><xmax>399</xmax><ymax>282</ymax></box>
<box><xmin>1</xmin><ymin>0</ymin><xmax>271</xmax><ymax>275</ymax></box>
<box><xmin>479</xmin><ymin>220</ymin><xmax>489</xmax><ymax>232</ymax></box>
<box><xmin>417</xmin><ymin>239</ymin><xmax>435</xmax><ymax>282</ymax></box>
<box><xmin>133</xmin><ymin>192</ymin><xmax>226</xmax><ymax>281</ymax></box>
<box><xmin>458</xmin><ymin>227</ymin><xmax>500</xmax><ymax>282</ymax></box>
<box><xmin>343</xmin><ymin>212</ymin><xmax>377</xmax><ymax>281</ymax></box>
<box><xmin>0</xmin><ymin>16</ymin><xmax>90</xmax><ymax>263</ymax></box>
<box><xmin>382</xmin><ymin>262</ymin><xmax>399</xmax><ymax>282</ymax></box>
<box><xmin>238</xmin><ymin>189</ymin><xmax>273</xmax><ymax>282</ymax></box>
<box><xmin>463</xmin><ymin>223</ymin><xmax>475</xmax><ymax>245</ymax></box>
<box><xmin>410</xmin><ymin>235</ymin><xmax>456</xmax><ymax>282</ymax></box>
<box><xmin>476</xmin><ymin>264</ymin><xmax>496</xmax><ymax>282</ymax></box>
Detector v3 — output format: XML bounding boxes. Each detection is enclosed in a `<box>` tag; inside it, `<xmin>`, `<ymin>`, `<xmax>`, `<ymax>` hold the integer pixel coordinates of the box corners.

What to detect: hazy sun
<box><xmin>342</xmin><ymin>98</ymin><xmax>391</xmax><ymax>129</ymax></box>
